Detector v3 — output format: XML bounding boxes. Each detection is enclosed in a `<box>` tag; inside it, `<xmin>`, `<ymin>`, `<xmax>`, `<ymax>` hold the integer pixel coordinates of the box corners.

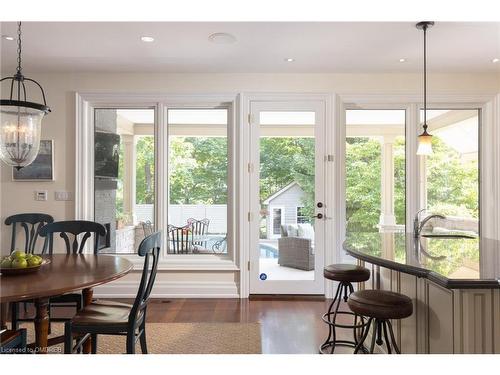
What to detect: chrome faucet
<box><xmin>413</xmin><ymin>209</ymin><xmax>446</xmax><ymax>238</ymax></box>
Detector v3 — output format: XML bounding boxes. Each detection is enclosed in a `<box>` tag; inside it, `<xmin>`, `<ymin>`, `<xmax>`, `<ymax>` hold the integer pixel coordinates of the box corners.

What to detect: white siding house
<box><xmin>262</xmin><ymin>182</ymin><xmax>307</xmax><ymax>239</ymax></box>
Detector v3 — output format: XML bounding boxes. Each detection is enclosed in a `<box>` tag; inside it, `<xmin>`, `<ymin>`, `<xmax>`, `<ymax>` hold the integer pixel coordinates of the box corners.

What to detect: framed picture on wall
<box><xmin>12</xmin><ymin>140</ymin><xmax>55</xmax><ymax>181</ymax></box>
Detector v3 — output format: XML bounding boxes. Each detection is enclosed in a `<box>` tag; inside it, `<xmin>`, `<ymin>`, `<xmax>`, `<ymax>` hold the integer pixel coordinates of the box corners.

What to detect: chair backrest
<box><xmin>187</xmin><ymin>218</ymin><xmax>210</xmax><ymax>236</ymax></box>
<box><xmin>39</xmin><ymin>220</ymin><xmax>107</xmax><ymax>255</ymax></box>
<box><xmin>141</xmin><ymin>220</ymin><xmax>154</xmax><ymax>237</ymax></box>
<box><xmin>167</xmin><ymin>224</ymin><xmax>192</xmax><ymax>254</ymax></box>
<box><xmin>129</xmin><ymin>231</ymin><xmax>161</xmax><ymax>328</ymax></box>
<box><xmin>5</xmin><ymin>213</ymin><xmax>54</xmax><ymax>254</ymax></box>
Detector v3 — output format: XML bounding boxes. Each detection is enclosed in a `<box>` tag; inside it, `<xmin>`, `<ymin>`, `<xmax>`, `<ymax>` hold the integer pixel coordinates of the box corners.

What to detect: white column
<box><xmin>379</xmin><ymin>136</ymin><xmax>397</xmax><ymax>231</ymax></box>
<box><xmin>122</xmin><ymin>134</ymin><xmax>136</xmax><ymax>221</ymax></box>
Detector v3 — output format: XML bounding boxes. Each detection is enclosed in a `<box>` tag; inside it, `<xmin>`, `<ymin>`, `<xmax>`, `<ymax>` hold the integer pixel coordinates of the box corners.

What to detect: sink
<box><xmin>421</xmin><ymin>233</ymin><xmax>477</xmax><ymax>239</ymax></box>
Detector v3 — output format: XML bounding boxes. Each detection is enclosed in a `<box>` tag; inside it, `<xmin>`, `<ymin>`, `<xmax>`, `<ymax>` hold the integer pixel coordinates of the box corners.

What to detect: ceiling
<box><xmin>1</xmin><ymin>22</ymin><xmax>499</xmax><ymax>73</ymax></box>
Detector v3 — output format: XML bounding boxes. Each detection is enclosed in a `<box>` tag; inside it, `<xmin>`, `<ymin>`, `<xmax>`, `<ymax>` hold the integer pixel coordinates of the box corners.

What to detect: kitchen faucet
<box><xmin>413</xmin><ymin>209</ymin><xmax>446</xmax><ymax>238</ymax></box>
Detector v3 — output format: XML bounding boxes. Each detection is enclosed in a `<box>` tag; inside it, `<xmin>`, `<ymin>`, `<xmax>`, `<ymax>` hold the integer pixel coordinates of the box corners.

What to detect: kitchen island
<box><xmin>343</xmin><ymin>232</ymin><xmax>500</xmax><ymax>354</ymax></box>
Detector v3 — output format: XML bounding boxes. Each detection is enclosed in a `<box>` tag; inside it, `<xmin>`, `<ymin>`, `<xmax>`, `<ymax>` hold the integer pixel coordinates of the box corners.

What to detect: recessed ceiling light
<box><xmin>208</xmin><ymin>33</ymin><xmax>237</xmax><ymax>44</ymax></box>
<box><xmin>399</xmin><ymin>58</ymin><xmax>407</xmax><ymax>63</ymax></box>
<box><xmin>284</xmin><ymin>58</ymin><xmax>295</xmax><ymax>62</ymax></box>
<box><xmin>493</xmin><ymin>58</ymin><xmax>499</xmax><ymax>63</ymax></box>
<box><xmin>140</xmin><ymin>36</ymin><xmax>155</xmax><ymax>43</ymax></box>
<box><xmin>2</xmin><ymin>35</ymin><xmax>14</xmax><ymax>41</ymax></box>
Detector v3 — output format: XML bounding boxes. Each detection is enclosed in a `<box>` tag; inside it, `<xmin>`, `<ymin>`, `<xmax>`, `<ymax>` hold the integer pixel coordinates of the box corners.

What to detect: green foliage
<box><xmin>259</xmin><ymin>138</ymin><xmax>315</xmax><ymax>217</ymax></box>
<box><xmin>136</xmin><ymin>137</ymin><xmax>155</xmax><ymax>204</ymax></box>
<box><xmin>426</xmin><ymin>137</ymin><xmax>478</xmax><ymax>218</ymax></box>
<box><xmin>168</xmin><ymin>137</ymin><xmax>228</xmax><ymax>204</ymax></box>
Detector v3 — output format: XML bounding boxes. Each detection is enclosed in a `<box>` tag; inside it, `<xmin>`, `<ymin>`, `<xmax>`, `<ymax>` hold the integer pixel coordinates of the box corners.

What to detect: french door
<box><xmin>249</xmin><ymin>100</ymin><xmax>326</xmax><ymax>294</ymax></box>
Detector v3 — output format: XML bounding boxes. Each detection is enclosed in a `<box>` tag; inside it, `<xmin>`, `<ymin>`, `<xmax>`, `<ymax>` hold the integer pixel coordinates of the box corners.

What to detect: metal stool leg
<box><xmin>320</xmin><ymin>281</ymin><xmax>368</xmax><ymax>354</ymax></box>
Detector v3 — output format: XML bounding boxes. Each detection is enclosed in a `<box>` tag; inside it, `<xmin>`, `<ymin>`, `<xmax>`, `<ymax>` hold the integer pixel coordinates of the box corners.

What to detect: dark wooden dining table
<box><xmin>0</xmin><ymin>254</ymin><xmax>133</xmax><ymax>353</ymax></box>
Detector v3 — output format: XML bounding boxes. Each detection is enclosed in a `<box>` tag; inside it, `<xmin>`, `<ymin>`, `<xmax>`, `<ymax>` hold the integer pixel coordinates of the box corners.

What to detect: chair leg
<box><xmin>139</xmin><ymin>320</ymin><xmax>148</xmax><ymax>354</ymax></box>
<box><xmin>126</xmin><ymin>332</ymin><xmax>135</xmax><ymax>354</ymax></box>
<box><xmin>90</xmin><ymin>333</ymin><xmax>97</xmax><ymax>354</ymax></box>
<box><xmin>11</xmin><ymin>303</ymin><xmax>19</xmax><ymax>330</ymax></box>
<box><xmin>354</xmin><ymin>317</ymin><xmax>372</xmax><ymax>354</ymax></box>
<box><xmin>64</xmin><ymin>321</ymin><xmax>73</xmax><ymax>354</ymax></box>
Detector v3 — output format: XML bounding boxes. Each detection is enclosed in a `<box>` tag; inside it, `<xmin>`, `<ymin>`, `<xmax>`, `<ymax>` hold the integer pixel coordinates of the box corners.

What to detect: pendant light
<box><xmin>0</xmin><ymin>22</ymin><xmax>51</xmax><ymax>170</ymax></box>
<box><xmin>416</xmin><ymin>21</ymin><xmax>434</xmax><ymax>156</ymax></box>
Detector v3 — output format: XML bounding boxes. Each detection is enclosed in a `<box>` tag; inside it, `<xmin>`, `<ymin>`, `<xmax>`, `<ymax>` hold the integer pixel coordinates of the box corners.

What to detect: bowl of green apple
<box><xmin>0</xmin><ymin>250</ymin><xmax>50</xmax><ymax>276</ymax></box>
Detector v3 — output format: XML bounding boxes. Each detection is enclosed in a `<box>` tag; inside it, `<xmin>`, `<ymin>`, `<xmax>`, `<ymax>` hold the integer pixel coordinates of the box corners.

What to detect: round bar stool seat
<box><xmin>320</xmin><ymin>264</ymin><xmax>370</xmax><ymax>354</ymax></box>
<box><xmin>324</xmin><ymin>264</ymin><xmax>371</xmax><ymax>283</ymax></box>
<box><xmin>347</xmin><ymin>290</ymin><xmax>413</xmax><ymax>354</ymax></box>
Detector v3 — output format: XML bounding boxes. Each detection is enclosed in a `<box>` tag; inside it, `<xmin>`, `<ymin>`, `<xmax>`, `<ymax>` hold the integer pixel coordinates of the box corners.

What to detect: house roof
<box><xmin>263</xmin><ymin>181</ymin><xmax>303</xmax><ymax>205</ymax></box>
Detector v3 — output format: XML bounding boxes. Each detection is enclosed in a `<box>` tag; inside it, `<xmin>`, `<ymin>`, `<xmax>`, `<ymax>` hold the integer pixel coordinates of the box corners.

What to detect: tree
<box><xmin>136</xmin><ymin>136</ymin><xmax>155</xmax><ymax>204</ymax></box>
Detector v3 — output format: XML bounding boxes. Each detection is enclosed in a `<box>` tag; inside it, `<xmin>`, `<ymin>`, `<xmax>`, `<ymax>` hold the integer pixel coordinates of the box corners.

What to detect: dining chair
<box><xmin>64</xmin><ymin>231</ymin><xmax>161</xmax><ymax>354</ymax></box>
<box><xmin>39</xmin><ymin>220</ymin><xmax>107</xmax><ymax>255</ymax></box>
<box><xmin>5</xmin><ymin>213</ymin><xmax>54</xmax><ymax>320</ymax></box>
<box><xmin>0</xmin><ymin>328</ymin><xmax>27</xmax><ymax>354</ymax></box>
<box><xmin>11</xmin><ymin>221</ymin><xmax>108</xmax><ymax>331</ymax></box>
<box><xmin>5</xmin><ymin>213</ymin><xmax>54</xmax><ymax>254</ymax></box>
<box><xmin>167</xmin><ymin>224</ymin><xmax>193</xmax><ymax>254</ymax></box>
<box><xmin>186</xmin><ymin>218</ymin><xmax>210</xmax><ymax>249</ymax></box>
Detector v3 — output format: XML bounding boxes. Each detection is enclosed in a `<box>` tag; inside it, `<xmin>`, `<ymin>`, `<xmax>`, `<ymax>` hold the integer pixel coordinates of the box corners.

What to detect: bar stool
<box><xmin>320</xmin><ymin>264</ymin><xmax>371</xmax><ymax>354</ymax></box>
<box><xmin>347</xmin><ymin>289</ymin><xmax>413</xmax><ymax>354</ymax></box>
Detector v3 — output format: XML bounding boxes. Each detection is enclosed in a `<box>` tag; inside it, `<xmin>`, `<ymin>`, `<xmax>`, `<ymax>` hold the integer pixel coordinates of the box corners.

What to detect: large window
<box><xmin>167</xmin><ymin>108</ymin><xmax>229</xmax><ymax>255</ymax></box>
<box><xmin>345</xmin><ymin>109</ymin><xmax>406</xmax><ymax>233</ymax></box>
<box><xmin>421</xmin><ymin>109</ymin><xmax>479</xmax><ymax>235</ymax></box>
<box><xmin>94</xmin><ymin>108</ymin><xmax>155</xmax><ymax>254</ymax></box>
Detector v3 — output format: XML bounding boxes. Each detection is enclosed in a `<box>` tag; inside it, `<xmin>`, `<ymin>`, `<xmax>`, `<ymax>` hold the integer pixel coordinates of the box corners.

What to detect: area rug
<box><xmin>22</xmin><ymin>322</ymin><xmax>262</xmax><ymax>354</ymax></box>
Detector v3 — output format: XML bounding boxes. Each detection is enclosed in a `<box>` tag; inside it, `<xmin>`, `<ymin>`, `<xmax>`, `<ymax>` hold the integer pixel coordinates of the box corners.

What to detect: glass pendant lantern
<box><xmin>0</xmin><ymin>22</ymin><xmax>50</xmax><ymax>170</ymax></box>
<box><xmin>416</xmin><ymin>21</ymin><xmax>434</xmax><ymax>156</ymax></box>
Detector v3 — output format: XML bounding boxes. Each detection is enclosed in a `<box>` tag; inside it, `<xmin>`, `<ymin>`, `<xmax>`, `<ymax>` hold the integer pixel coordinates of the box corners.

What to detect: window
<box><xmin>296</xmin><ymin>207</ymin><xmax>309</xmax><ymax>224</ymax></box>
<box><xmin>94</xmin><ymin>108</ymin><xmax>155</xmax><ymax>254</ymax></box>
<box><xmin>345</xmin><ymin>109</ymin><xmax>406</xmax><ymax>233</ymax></box>
<box><xmin>167</xmin><ymin>108</ymin><xmax>229</xmax><ymax>255</ymax></box>
<box><xmin>421</xmin><ymin>109</ymin><xmax>479</xmax><ymax>234</ymax></box>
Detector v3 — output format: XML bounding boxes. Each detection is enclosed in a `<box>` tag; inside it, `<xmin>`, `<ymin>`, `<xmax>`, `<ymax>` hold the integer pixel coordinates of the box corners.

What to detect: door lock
<box><xmin>317</xmin><ymin>202</ymin><xmax>323</xmax><ymax>208</ymax></box>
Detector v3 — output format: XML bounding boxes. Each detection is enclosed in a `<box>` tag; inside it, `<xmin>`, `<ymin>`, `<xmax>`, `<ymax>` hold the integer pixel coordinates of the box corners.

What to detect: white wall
<box><xmin>1</xmin><ymin>71</ymin><xmax>499</xmax><ymax>297</ymax></box>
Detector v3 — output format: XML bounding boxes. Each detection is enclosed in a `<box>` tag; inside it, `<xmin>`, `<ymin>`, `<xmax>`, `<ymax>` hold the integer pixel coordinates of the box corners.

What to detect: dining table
<box><xmin>0</xmin><ymin>254</ymin><xmax>133</xmax><ymax>353</ymax></box>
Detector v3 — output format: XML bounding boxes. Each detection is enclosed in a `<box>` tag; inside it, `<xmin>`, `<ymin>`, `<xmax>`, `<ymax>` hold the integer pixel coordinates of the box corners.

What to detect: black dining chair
<box><xmin>5</xmin><ymin>213</ymin><xmax>54</xmax><ymax>254</ymax></box>
<box><xmin>5</xmin><ymin>213</ymin><xmax>54</xmax><ymax>323</ymax></box>
<box><xmin>11</xmin><ymin>221</ymin><xmax>108</xmax><ymax>331</ymax></box>
<box><xmin>64</xmin><ymin>231</ymin><xmax>161</xmax><ymax>354</ymax></box>
<box><xmin>39</xmin><ymin>220</ymin><xmax>107</xmax><ymax>255</ymax></box>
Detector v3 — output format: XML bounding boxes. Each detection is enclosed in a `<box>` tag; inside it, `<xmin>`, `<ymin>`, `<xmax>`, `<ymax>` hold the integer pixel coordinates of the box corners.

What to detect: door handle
<box><xmin>312</xmin><ymin>213</ymin><xmax>324</xmax><ymax>219</ymax></box>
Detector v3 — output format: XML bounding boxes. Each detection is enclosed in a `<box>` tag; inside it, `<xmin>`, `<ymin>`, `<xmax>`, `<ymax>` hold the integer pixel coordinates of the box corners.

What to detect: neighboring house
<box><xmin>262</xmin><ymin>182</ymin><xmax>308</xmax><ymax>239</ymax></box>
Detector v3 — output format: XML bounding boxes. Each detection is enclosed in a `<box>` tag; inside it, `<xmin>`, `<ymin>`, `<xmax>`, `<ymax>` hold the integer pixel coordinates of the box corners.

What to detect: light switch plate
<box><xmin>55</xmin><ymin>191</ymin><xmax>72</xmax><ymax>201</ymax></box>
<box><xmin>34</xmin><ymin>190</ymin><xmax>48</xmax><ymax>201</ymax></box>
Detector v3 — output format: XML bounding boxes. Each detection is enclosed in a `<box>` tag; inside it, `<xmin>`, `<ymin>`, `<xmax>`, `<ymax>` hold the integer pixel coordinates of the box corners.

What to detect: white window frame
<box><xmin>334</xmin><ymin>92</ymin><xmax>500</xmax><ymax>268</ymax></box>
<box><xmin>75</xmin><ymin>92</ymin><xmax>241</xmax><ymax>271</ymax></box>
<box><xmin>269</xmin><ymin>205</ymin><xmax>285</xmax><ymax>238</ymax></box>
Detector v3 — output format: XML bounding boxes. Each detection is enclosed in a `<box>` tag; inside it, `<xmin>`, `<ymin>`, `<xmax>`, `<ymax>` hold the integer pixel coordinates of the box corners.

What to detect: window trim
<box><xmin>335</xmin><ymin>92</ymin><xmax>499</xmax><ymax>271</ymax></box>
<box><xmin>75</xmin><ymin>92</ymin><xmax>241</xmax><ymax>271</ymax></box>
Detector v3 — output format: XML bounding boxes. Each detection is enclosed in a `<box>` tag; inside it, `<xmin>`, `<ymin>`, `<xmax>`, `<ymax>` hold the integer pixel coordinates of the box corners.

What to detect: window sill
<box><xmin>103</xmin><ymin>253</ymin><xmax>240</xmax><ymax>271</ymax></box>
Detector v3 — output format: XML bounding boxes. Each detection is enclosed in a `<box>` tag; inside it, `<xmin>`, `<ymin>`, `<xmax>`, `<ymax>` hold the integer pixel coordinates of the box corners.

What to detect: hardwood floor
<box><xmin>20</xmin><ymin>297</ymin><xmax>356</xmax><ymax>354</ymax></box>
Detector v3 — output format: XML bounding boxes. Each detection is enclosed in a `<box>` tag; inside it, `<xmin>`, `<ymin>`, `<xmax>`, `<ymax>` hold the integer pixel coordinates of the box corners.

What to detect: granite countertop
<box><xmin>343</xmin><ymin>232</ymin><xmax>500</xmax><ymax>289</ymax></box>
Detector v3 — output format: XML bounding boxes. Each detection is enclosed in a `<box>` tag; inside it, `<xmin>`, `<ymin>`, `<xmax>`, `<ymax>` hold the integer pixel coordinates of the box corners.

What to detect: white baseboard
<box><xmin>93</xmin><ymin>280</ymin><xmax>240</xmax><ymax>299</ymax></box>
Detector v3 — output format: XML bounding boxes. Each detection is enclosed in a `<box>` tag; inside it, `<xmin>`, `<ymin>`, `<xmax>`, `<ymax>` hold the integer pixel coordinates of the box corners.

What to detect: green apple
<box><xmin>11</xmin><ymin>258</ymin><xmax>28</xmax><ymax>269</ymax></box>
<box><xmin>11</xmin><ymin>250</ymin><xmax>26</xmax><ymax>260</ymax></box>
<box><xmin>32</xmin><ymin>255</ymin><xmax>43</xmax><ymax>265</ymax></box>
<box><xmin>1</xmin><ymin>258</ymin><xmax>12</xmax><ymax>268</ymax></box>
<box><xmin>26</xmin><ymin>256</ymin><xmax>42</xmax><ymax>267</ymax></box>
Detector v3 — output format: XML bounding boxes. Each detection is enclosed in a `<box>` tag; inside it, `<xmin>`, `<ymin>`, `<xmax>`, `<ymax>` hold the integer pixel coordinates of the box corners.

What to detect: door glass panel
<box><xmin>420</xmin><ymin>109</ymin><xmax>479</xmax><ymax>235</ymax></box>
<box><xmin>167</xmin><ymin>108</ymin><xmax>229</xmax><ymax>255</ymax></box>
<box><xmin>258</xmin><ymin>111</ymin><xmax>316</xmax><ymax>281</ymax></box>
<box><xmin>345</xmin><ymin>109</ymin><xmax>406</xmax><ymax>234</ymax></box>
<box><xmin>94</xmin><ymin>108</ymin><xmax>155</xmax><ymax>254</ymax></box>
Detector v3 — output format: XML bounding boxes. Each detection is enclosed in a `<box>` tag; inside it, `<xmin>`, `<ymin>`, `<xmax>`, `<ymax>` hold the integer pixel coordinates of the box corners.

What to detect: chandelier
<box><xmin>0</xmin><ymin>22</ymin><xmax>51</xmax><ymax>170</ymax></box>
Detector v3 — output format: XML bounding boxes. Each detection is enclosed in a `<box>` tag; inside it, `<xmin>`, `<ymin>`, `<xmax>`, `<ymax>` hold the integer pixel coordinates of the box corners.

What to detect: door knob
<box><xmin>312</xmin><ymin>213</ymin><xmax>324</xmax><ymax>219</ymax></box>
